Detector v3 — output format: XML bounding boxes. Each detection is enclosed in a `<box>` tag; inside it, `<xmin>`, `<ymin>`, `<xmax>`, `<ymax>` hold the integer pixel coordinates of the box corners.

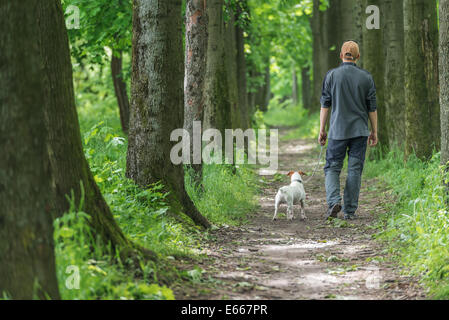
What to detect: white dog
<box><xmin>273</xmin><ymin>171</ymin><xmax>307</xmax><ymax>221</ymax></box>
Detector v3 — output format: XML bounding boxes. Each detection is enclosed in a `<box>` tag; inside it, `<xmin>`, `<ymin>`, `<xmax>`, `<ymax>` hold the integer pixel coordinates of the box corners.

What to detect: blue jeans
<box><xmin>324</xmin><ymin>137</ymin><xmax>368</xmax><ymax>216</ymax></box>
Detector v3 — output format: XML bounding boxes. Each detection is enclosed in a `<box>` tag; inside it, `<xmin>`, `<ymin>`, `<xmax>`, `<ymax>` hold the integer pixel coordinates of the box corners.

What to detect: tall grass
<box><xmin>186</xmin><ymin>164</ymin><xmax>260</xmax><ymax>225</ymax></box>
<box><xmin>365</xmin><ymin>148</ymin><xmax>449</xmax><ymax>298</ymax></box>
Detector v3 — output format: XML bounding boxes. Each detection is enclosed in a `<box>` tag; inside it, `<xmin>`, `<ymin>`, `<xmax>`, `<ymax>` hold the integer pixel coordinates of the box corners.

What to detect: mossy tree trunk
<box><xmin>0</xmin><ymin>0</ymin><xmax>60</xmax><ymax>300</ymax></box>
<box><xmin>311</xmin><ymin>0</ymin><xmax>330</xmax><ymax>109</ymax></box>
<box><xmin>204</xmin><ymin>0</ymin><xmax>232</xmax><ymax>135</ymax></box>
<box><xmin>111</xmin><ymin>50</ymin><xmax>130</xmax><ymax>135</ymax></box>
<box><xmin>384</xmin><ymin>0</ymin><xmax>406</xmax><ymax>145</ymax></box>
<box><xmin>328</xmin><ymin>0</ymin><xmax>363</xmax><ymax>69</ymax></box>
<box><xmin>404</xmin><ymin>0</ymin><xmax>440</xmax><ymax>160</ymax></box>
<box><xmin>127</xmin><ymin>0</ymin><xmax>210</xmax><ymax>229</ymax></box>
<box><xmin>184</xmin><ymin>0</ymin><xmax>208</xmax><ymax>184</ymax></box>
<box><xmin>363</xmin><ymin>0</ymin><xmax>389</xmax><ymax>151</ymax></box>
<box><xmin>225</xmin><ymin>8</ymin><xmax>241</xmax><ymax>129</ymax></box>
<box><xmin>440</xmin><ymin>0</ymin><xmax>449</xmax><ymax>194</ymax></box>
<box><xmin>37</xmin><ymin>1</ymin><xmax>138</xmax><ymax>256</ymax></box>
<box><xmin>236</xmin><ymin>1</ymin><xmax>250</xmax><ymax>130</ymax></box>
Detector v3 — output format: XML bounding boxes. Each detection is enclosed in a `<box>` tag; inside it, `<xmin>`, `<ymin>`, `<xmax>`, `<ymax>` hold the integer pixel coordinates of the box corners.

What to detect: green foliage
<box><xmin>246</xmin><ymin>0</ymin><xmax>313</xmax><ymax>96</ymax></box>
<box><xmin>62</xmin><ymin>0</ymin><xmax>132</xmax><ymax>64</ymax></box>
<box><xmin>54</xmin><ymin>197</ymin><xmax>174</xmax><ymax>300</ymax></box>
<box><xmin>365</xmin><ymin>148</ymin><xmax>449</xmax><ymax>299</ymax></box>
<box><xmin>262</xmin><ymin>100</ymin><xmax>320</xmax><ymax>140</ymax></box>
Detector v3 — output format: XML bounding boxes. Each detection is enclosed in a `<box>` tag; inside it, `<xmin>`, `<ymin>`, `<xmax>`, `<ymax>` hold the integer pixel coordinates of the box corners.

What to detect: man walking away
<box><xmin>318</xmin><ymin>41</ymin><xmax>378</xmax><ymax>220</ymax></box>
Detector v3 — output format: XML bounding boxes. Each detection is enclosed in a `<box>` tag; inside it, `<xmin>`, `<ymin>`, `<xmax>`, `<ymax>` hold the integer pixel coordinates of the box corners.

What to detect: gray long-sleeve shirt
<box><xmin>320</xmin><ymin>62</ymin><xmax>377</xmax><ymax>140</ymax></box>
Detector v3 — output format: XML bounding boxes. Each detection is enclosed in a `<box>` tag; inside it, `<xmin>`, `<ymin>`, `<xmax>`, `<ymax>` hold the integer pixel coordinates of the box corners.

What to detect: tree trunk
<box><xmin>301</xmin><ymin>67</ymin><xmax>312</xmax><ymax>110</ymax></box>
<box><xmin>225</xmin><ymin>9</ymin><xmax>241</xmax><ymax>129</ymax></box>
<box><xmin>311</xmin><ymin>0</ymin><xmax>330</xmax><ymax>109</ymax></box>
<box><xmin>440</xmin><ymin>0</ymin><xmax>449</xmax><ymax>192</ymax></box>
<box><xmin>127</xmin><ymin>0</ymin><xmax>210</xmax><ymax>229</ymax></box>
<box><xmin>328</xmin><ymin>0</ymin><xmax>363</xmax><ymax>69</ymax></box>
<box><xmin>236</xmin><ymin>2</ymin><xmax>250</xmax><ymax>130</ymax></box>
<box><xmin>0</xmin><ymin>0</ymin><xmax>60</xmax><ymax>300</ymax></box>
<box><xmin>404</xmin><ymin>0</ymin><xmax>440</xmax><ymax>160</ymax></box>
<box><xmin>363</xmin><ymin>0</ymin><xmax>389</xmax><ymax>151</ymax></box>
<box><xmin>38</xmin><ymin>1</ymin><xmax>139</xmax><ymax>257</ymax></box>
<box><xmin>384</xmin><ymin>0</ymin><xmax>406</xmax><ymax>145</ymax></box>
<box><xmin>204</xmin><ymin>0</ymin><xmax>232</xmax><ymax>135</ymax></box>
<box><xmin>260</xmin><ymin>64</ymin><xmax>271</xmax><ymax>111</ymax></box>
<box><xmin>111</xmin><ymin>50</ymin><xmax>130</xmax><ymax>135</ymax></box>
<box><xmin>292</xmin><ymin>66</ymin><xmax>299</xmax><ymax>106</ymax></box>
<box><xmin>184</xmin><ymin>0</ymin><xmax>208</xmax><ymax>185</ymax></box>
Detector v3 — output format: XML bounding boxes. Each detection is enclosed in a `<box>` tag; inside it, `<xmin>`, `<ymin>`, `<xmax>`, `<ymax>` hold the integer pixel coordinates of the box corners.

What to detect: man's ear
<box><xmin>287</xmin><ymin>171</ymin><xmax>294</xmax><ymax>177</ymax></box>
<box><xmin>298</xmin><ymin>171</ymin><xmax>308</xmax><ymax>176</ymax></box>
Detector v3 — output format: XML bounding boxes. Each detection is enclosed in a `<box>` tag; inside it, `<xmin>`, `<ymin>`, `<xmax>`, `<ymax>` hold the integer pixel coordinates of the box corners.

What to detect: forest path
<box><xmin>174</xmin><ymin>130</ymin><xmax>426</xmax><ymax>300</ymax></box>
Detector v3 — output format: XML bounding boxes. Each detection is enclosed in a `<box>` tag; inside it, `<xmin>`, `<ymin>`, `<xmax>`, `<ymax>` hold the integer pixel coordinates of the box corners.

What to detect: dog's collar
<box><xmin>292</xmin><ymin>179</ymin><xmax>303</xmax><ymax>184</ymax></box>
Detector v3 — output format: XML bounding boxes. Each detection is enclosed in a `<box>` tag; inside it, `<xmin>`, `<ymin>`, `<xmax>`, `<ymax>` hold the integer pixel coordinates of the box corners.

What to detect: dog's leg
<box><xmin>287</xmin><ymin>198</ymin><xmax>294</xmax><ymax>221</ymax></box>
<box><xmin>273</xmin><ymin>193</ymin><xmax>280</xmax><ymax>221</ymax></box>
<box><xmin>300</xmin><ymin>199</ymin><xmax>307</xmax><ymax>220</ymax></box>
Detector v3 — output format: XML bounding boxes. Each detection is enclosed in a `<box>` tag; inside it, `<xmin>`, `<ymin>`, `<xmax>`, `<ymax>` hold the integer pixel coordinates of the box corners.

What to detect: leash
<box><xmin>304</xmin><ymin>145</ymin><xmax>325</xmax><ymax>184</ymax></box>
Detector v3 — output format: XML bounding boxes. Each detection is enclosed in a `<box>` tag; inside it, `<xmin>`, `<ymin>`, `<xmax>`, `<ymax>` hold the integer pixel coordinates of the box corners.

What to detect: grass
<box><xmin>262</xmin><ymin>98</ymin><xmax>320</xmax><ymax>140</ymax></box>
<box><xmin>263</xmin><ymin>99</ymin><xmax>449</xmax><ymax>298</ymax></box>
<box><xmin>52</xmin><ymin>61</ymin><xmax>260</xmax><ymax>300</ymax></box>
<box><xmin>186</xmin><ymin>164</ymin><xmax>260</xmax><ymax>225</ymax></box>
<box><xmin>364</xmin><ymin>147</ymin><xmax>449</xmax><ymax>299</ymax></box>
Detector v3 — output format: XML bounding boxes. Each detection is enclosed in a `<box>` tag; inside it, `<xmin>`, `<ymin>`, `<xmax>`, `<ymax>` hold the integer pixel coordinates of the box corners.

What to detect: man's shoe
<box><xmin>344</xmin><ymin>213</ymin><xmax>358</xmax><ymax>220</ymax></box>
<box><xmin>325</xmin><ymin>203</ymin><xmax>342</xmax><ymax>220</ymax></box>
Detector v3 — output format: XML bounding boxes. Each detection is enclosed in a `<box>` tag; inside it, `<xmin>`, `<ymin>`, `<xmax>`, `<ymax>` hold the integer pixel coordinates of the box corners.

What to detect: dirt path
<box><xmin>174</xmin><ymin>133</ymin><xmax>426</xmax><ymax>300</ymax></box>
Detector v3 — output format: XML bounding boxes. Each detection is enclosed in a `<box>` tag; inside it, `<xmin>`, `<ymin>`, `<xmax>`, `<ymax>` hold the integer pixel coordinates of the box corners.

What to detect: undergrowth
<box><xmin>365</xmin><ymin>148</ymin><xmax>449</xmax><ymax>299</ymax></box>
<box><xmin>54</xmin><ymin>62</ymin><xmax>260</xmax><ymax>299</ymax></box>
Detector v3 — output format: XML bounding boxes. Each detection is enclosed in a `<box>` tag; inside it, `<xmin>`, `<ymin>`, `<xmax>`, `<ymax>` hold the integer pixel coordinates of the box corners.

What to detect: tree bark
<box><xmin>328</xmin><ymin>0</ymin><xmax>364</xmax><ymax>69</ymax></box>
<box><xmin>236</xmin><ymin>2</ymin><xmax>250</xmax><ymax>130</ymax></box>
<box><xmin>225</xmin><ymin>8</ymin><xmax>241</xmax><ymax>129</ymax></box>
<box><xmin>363</xmin><ymin>0</ymin><xmax>389</xmax><ymax>151</ymax></box>
<box><xmin>311</xmin><ymin>0</ymin><xmax>330</xmax><ymax>109</ymax></box>
<box><xmin>301</xmin><ymin>67</ymin><xmax>312</xmax><ymax>110</ymax></box>
<box><xmin>384</xmin><ymin>0</ymin><xmax>406</xmax><ymax>145</ymax></box>
<box><xmin>184</xmin><ymin>0</ymin><xmax>208</xmax><ymax>184</ymax></box>
<box><xmin>111</xmin><ymin>50</ymin><xmax>130</xmax><ymax>135</ymax></box>
<box><xmin>204</xmin><ymin>0</ymin><xmax>232</xmax><ymax>135</ymax></box>
<box><xmin>404</xmin><ymin>0</ymin><xmax>440</xmax><ymax>160</ymax></box>
<box><xmin>0</xmin><ymin>0</ymin><xmax>60</xmax><ymax>300</ymax></box>
<box><xmin>37</xmin><ymin>1</ymin><xmax>139</xmax><ymax>257</ymax></box>
<box><xmin>440</xmin><ymin>0</ymin><xmax>449</xmax><ymax>187</ymax></box>
<box><xmin>292</xmin><ymin>66</ymin><xmax>299</xmax><ymax>106</ymax></box>
<box><xmin>127</xmin><ymin>0</ymin><xmax>210</xmax><ymax>229</ymax></box>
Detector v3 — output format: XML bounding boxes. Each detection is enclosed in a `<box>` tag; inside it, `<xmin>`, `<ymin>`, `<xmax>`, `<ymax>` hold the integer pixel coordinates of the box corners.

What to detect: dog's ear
<box><xmin>287</xmin><ymin>171</ymin><xmax>294</xmax><ymax>177</ymax></box>
<box><xmin>298</xmin><ymin>171</ymin><xmax>308</xmax><ymax>176</ymax></box>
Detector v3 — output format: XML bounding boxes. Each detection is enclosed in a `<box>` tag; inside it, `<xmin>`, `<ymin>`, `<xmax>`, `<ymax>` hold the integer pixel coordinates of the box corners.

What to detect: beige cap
<box><xmin>341</xmin><ymin>41</ymin><xmax>360</xmax><ymax>61</ymax></box>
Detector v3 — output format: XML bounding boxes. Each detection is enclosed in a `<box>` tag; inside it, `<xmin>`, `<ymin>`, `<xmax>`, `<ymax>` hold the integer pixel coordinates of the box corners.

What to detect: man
<box><xmin>319</xmin><ymin>41</ymin><xmax>378</xmax><ymax>220</ymax></box>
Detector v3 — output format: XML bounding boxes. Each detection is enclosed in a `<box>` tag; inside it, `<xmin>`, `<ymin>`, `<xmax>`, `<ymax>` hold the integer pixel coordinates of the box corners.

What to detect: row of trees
<box><xmin>310</xmin><ymin>0</ymin><xmax>447</xmax><ymax>167</ymax></box>
<box><xmin>1</xmin><ymin>0</ymin><xmax>448</xmax><ymax>299</ymax></box>
<box><xmin>0</xmin><ymin>0</ymin><xmax>260</xmax><ymax>299</ymax></box>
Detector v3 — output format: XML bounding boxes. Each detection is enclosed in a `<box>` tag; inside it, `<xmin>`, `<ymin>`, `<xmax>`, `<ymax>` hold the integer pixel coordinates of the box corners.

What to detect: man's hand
<box><xmin>369</xmin><ymin>131</ymin><xmax>378</xmax><ymax>147</ymax></box>
<box><xmin>318</xmin><ymin>130</ymin><xmax>327</xmax><ymax>146</ymax></box>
